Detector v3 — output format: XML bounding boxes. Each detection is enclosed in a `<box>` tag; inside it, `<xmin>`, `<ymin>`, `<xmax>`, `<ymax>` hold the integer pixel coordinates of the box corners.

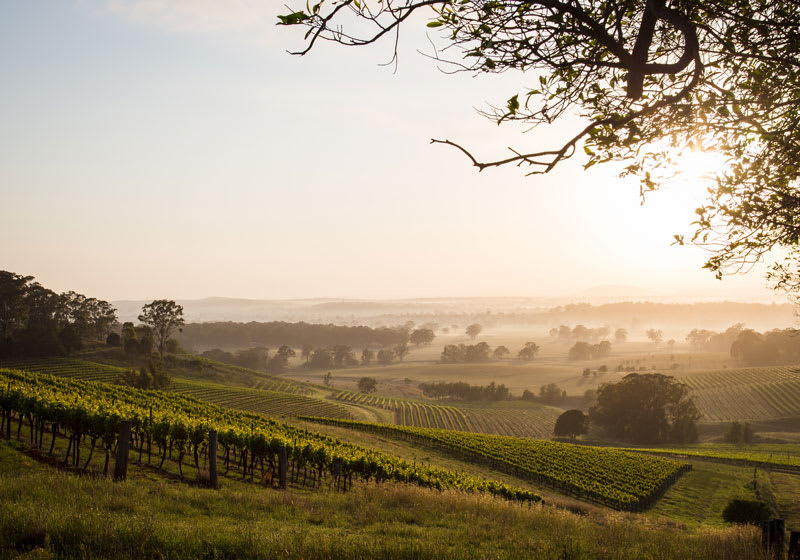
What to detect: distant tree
<box><xmin>332</xmin><ymin>345</ymin><xmax>357</xmax><ymax>367</ymax></box>
<box><xmin>614</xmin><ymin>328</ymin><xmax>628</xmax><ymax>343</ymax></box>
<box><xmin>409</xmin><ymin>328</ymin><xmax>435</xmax><ymax>346</ymax></box>
<box><xmin>309</xmin><ymin>347</ymin><xmax>333</xmax><ymax>369</ymax></box>
<box><xmin>301</xmin><ymin>344</ymin><xmax>313</xmax><ymax>365</ymax></box>
<box><xmin>646</xmin><ymin>329</ymin><xmax>664</xmax><ymax>345</ymax></box>
<box><xmin>582</xmin><ymin>368</ymin><xmax>591</xmax><ymax>378</ymax></box>
<box><xmin>667</xmin><ymin>339</ymin><xmax>676</xmax><ymax>351</ymax></box>
<box><xmin>394</xmin><ymin>342</ymin><xmax>410</xmax><ymax>362</ymax></box>
<box><xmin>568</xmin><ymin>342</ymin><xmax>593</xmax><ymax>361</ymax></box>
<box><xmin>361</xmin><ymin>347</ymin><xmax>374</xmax><ymax>365</ymax></box>
<box><xmin>554</xmin><ymin>409</ymin><xmax>588</xmax><ymax>439</ymax></box>
<box><xmin>323</xmin><ymin>371</ymin><xmax>332</xmax><ymax>387</ymax></box>
<box><xmin>723</xmin><ymin>421</ymin><xmax>756</xmax><ymax>444</ymax></box>
<box><xmin>686</xmin><ymin>328</ymin><xmax>716</xmax><ymax>348</ymax></box>
<box><xmin>165</xmin><ymin>339</ymin><xmax>184</xmax><ymax>355</ymax></box>
<box><xmin>590</xmin><ymin>373</ymin><xmax>700</xmax><ymax>443</ymax></box>
<box><xmin>521</xmin><ymin>389</ymin><xmax>536</xmax><ymax>401</ymax></box>
<box><xmin>539</xmin><ymin>383</ymin><xmax>567</xmax><ymax>404</ymax></box>
<box><xmin>377</xmin><ymin>348</ymin><xmax>395</xmax><ymax>365</ymax></box>
<box><xmin>465</xmin><ymin>323</ymin><xmax>482</xmax><ymax>339</ymax></box>
<box><xmin>268</xmin><ymin>345</ymin><xmax>296</xmax><ymax>373</ymax></box>
<box><xmin>571</xmin><ymin>325</ymin><xmax>591</xmax><ymax>340</ymax></box>
<box><xmin>138</xmin><ymin>300</ymin><xmax>185</xmax><ymax>362</ymax></box>
<box><xmin>106</xmin><ymin>332</ymin><xmax>121</xmax><ymax>347</ymax></box>
<box><xmin>492</xmin><ymin>345</ymin><xmax>510</xmax><ymax>360</ymax></box>
<box><xmin>583</xmin><ymin>389</ymin><xmax>598</xmax><ymax>405</ymax></box>
<box><xmin>357</xmin><ymin>376</ymin><xmax>377</xmax><ymax>393</ymax></box>
<box><xmin>548</xmin><ymin>327</ymin><xmax>559</xmax><ymax>338</ymax></box>
<box><xmin>517</xmin><ymin>342</ymin><xmax>540</xmax><ymax>361</ymax></box>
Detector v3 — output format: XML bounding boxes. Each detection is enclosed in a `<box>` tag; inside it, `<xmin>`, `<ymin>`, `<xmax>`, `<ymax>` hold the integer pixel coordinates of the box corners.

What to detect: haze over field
<box><xmin>0</xmin><ymin>1</ymin><xmax>786</xmax><ymax>304</ymax></box>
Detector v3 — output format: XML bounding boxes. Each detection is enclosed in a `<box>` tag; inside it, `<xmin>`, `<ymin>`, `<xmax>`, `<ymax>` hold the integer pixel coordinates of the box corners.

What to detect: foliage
<box><xmin>376</xmin><ymin>348</ymin><xmax>395</xmax><ymax>365</ymax></box>
<box><xmin>279</xmin><ymin>0</ymin><xmax>800</xmax><ymax>291</ymax></box>
<box><xmin>0</xmin><ymin>368</ymin><xmax>538</xmax><ymax>504</ymax></box>
<box><xmin>267</xmin><ymin>345</ymin><xmax>297</xmax><ymax>373</ymax></box>
<box><xmin>177</xmin><ymin>321</ymin><xmax>408</xmax><ymax>350</ymax></box>
<box><xmin>201</xmin><ymin>346</ymin><xmax>269</xmax><ymax>370</ymax></box>
<box><xmin>419</xmin><ymin>380</ymin><xmax>510</xmax><ymax>401</ymax></box>
<box><xmin>614</xmin><ymin>328</ymin><xmax>628</xmax><ymax>343</ymax></box>
<box><xmin>492</xmin><ymin>345</ymin><xmax>510</xmax><ymax>360</ymax></box>
<box><xmin>722</xmin><ymin>499</ymin><xmax>772</xmax><ymax>526</ymax></box>
<box><xmin>591</xmin><ymin>373</ymin><xmax>700</xmax><ymax>443</ymax></box>
<box><xmin>517</xmin><ymin>341</ymin><xmax>540</xmax><ymax>361</ymax></box>
<box><xmin>409</xmin><ymin>328</ymin><xmax>436</xmax><ymax>346</ymax></box>
<box><xmin>554</xmin><ymin>409</ymin><xmax>589</xmax><ymax>439</ymax></box>
<box><xmin>303</xmin><ymin>417</ymin><xmax>691</xmax><ymax>511</ymax></box>
<box><xmin>538</xmin><ymin>383</ymin><xmax>567</xmax><ymax>405</ymax></box>
<box><xmin>722</xmin><ymin>422</ymin><xmax>756</xmax><ymax>444</ymax></box>
<box><xmin>568</xmin><ymin>340</ymin><xmax>611</xmax><ymax>360</ymax></box>
<box><xmin>550</xmin><ymin>325</ymin><xmax>610</xmax><ymax>341</ymax></box>
<box><xmin>465</xmin><ymin>323</ymin><xmax>482</xmax><ymax>339</ymax></box>
<box><xmin>0</xmin><ymin>270</ymin><xmax>118</xmax><ymax>358</ymax></box>
<box><xmin>646</xmin><ymin>329</ymin><xmax>664</xmax><ymax>345</ymax></box>
<box><xmin>138</xmin><ymin>300</ymin><xmax>185</xmax><ymax>362</ymax></box>
<box><xmin>441</xmin><ymin>342</ymin><xmax>491</xmax><ymax>363</ymax></box>
<box><xmin>357</xmin><ymin>376</ymin><xmax>378</xmax><ymax>393</ymax></box>
<box><xmin>729</xmin><ymin>328</ymin><xmax>800</xmax><ymax>366</ymax></box>
<box><xmin>394</xmin><ymin>342</ymin><xmax>410</xmax><ymax>362</ymax></box>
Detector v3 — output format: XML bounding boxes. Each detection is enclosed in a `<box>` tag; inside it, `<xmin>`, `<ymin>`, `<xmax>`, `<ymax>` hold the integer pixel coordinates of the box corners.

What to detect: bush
<box><xmin>722</xmin><ymin>499</ymin><xmax>772</xmax><ymax>525</ymax></box>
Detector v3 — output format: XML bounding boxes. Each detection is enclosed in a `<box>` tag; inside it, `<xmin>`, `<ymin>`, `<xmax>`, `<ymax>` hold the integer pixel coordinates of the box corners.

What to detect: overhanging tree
<box><xmin>280</xmin><ymin>1</ymin><xmax>800</xmax><ymax>295</ymax></box>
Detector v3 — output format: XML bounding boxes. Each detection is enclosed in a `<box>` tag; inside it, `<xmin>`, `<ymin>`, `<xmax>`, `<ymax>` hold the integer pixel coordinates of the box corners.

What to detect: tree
<box><xmin>358</xmin><ymin>376</ymin><xmax>378</xmax><ymax>393</ymax></box>
<box><xmin>394</xmin><ymin>342</ymin><xmax>410</xmax><ymax>362</ymax></box>
<box><xmin>280</xmin><ymin>1</ymin><xmax>800</xmax><ymax>294</ymax></box>
<box><xmin>138</xmin><ymin>300</ymin><xmax>185</xmax><ymax>362</ymax></box>
<box><xmin>0</xmin><ymin>271</ymin><xmax>33</xmax><ymax>347</ymax></box>
<box><xmin>323</xmin><ymin>371</ymin><xmax>333</xmax><ymax>387</ymax></box>
<box><xmin>268</xmin><ymin>345</ymin><xmax>297</xmax><ymax>373</ymax></box>
<box><xmin>377</xmin><ymin>348</ymin><xmax>395</xmax><ymax>365</ymax></box>
<box><xmin>361</xmin><ymin>347</ymin><xmax>374</xmax><ymax>365</ymax></box>
<box><xmin>554</xmin><ymin>410</ymin><xmax>589</xmax><ymax>439</ymax></box>
<box><xmin>492</xmin><ymin>345</ymin><xmax>510</xmax><ymax>360</ymax></box>
<box><xmin>539</xmin><ymin>383</ymin><xmax>567</xmax><ymax>405</ymax></box>
<box><xmin>517</xmin><ymin>341</ymin><xmax>540</xmax><ymax>361</ymax></box>
<box><xmin>409</xmin><ymin>328</ymin><xmax>435</xmax><ymax>346</ymax></box>
<box><xmin>590</xmin><ymin>373</ymin><xmax>700</xmax><ymax>443</ymax></box>
<box><xmin>614</xmin><ymin>328</ymin><xmax>628</xmax><ymax>344</ymax></box>
<box><xmin>567</xmin><ymin>342</ymin><xmax>593</xmax><ymax>361</ymax></box>
<box><xmin>301</xmin><ymin>344</ymin><xmax>313</xmax><ymax>365</ymax></box>
<box><xmin>646</xmin><ymin>329</ymin><xmax>664</xmax><ymax>345</ymax></box>
<box><xmin>465</xmin><ymin>323</ymin><xmax>482</xmax><ymax>339</ymax></box>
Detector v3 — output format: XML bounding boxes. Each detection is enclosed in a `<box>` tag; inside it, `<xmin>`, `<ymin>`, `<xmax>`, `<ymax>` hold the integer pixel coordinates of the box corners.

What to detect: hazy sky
<box><xmin>0</xmin><ymin>1</ymin><xmax>784</xmax><ymax>302</ymax></box>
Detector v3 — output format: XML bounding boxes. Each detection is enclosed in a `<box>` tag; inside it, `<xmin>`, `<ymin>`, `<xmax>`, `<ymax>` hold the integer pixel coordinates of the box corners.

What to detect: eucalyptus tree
<box><xmin>280</xmin><ymin>1</ymin><xmax>800</xmax><ymax>293</ymax></box>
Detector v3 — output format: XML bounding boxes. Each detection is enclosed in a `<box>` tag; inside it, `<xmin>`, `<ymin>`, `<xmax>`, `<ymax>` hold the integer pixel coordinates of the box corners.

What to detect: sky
<box><xmin>0</xmin><ymin>1</ymin><xmax>785</xmax><ymax>303</ymax></box>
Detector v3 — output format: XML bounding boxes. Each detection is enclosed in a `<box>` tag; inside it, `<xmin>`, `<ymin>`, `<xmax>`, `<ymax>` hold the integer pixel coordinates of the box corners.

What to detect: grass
<box><xmin>0</xmin><ymin>440</ymin><xmax>768</xmax><ymax>560</ymax></box>
<box><xmin>646</xmin><ymin>461</ymin><xmax>768</xmax><ymax>527</ymax></box>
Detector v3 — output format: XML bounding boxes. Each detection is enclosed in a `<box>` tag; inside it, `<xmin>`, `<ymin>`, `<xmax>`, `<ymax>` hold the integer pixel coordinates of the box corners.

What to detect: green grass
<box><xmin>647</xmin><ymin>461</ymin><xmax>768</xmax><ymax>527</ymax></box>
<box><xmin>0</xmin><ymin>441</ymin><xmax>768</xmax><ymax>560</ymax></box>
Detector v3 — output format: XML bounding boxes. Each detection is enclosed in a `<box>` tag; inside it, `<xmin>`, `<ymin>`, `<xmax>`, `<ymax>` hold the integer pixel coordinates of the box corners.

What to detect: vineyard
<box><xmin>0</xmin><ymin>368</ymin><xmax>540</xmax><ymax>504</ymax></box>
<box><xmin>302</xmin><ymin>417</ymin><xmax>690</xmax><ymax>511</ymax></box>
<box><xmin>679</xmin><ymin>366</ymin><xmax>800</xmax><ymax>422</ymax></box>
<box><xmin>331</xmin><ymin>391</ymin><xmax>560</xmax><ymax>438</ymax></box>
<box><xmin>621</xmin><ymin>443</ymin><xmax>800</xmax><ymax>471</ymax></box>
<box><xmin>168</xmin><ymin>378</ymin><xmax>352</xmax><ymax>420</ymax></box>
<box><xmin>0</xmin><ymin>357</ymin><xmax>127</xmax><ymax>383</ymax></box>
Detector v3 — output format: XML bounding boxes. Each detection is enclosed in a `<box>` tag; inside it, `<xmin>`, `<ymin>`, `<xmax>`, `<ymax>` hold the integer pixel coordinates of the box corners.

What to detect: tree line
<box><xmin>418</xmin><ymin>381</ymin><xmax>510</xmax><ymax>401</ymax></box>
<box><xmin>0</xmin><ymin>270</ymin><xmax>117</xmax><ymax>357</ymax></box>
<box><xmin>176</xmin><ymin>321</ymin><xmax>411</xmax><ymax>350</ymax></box>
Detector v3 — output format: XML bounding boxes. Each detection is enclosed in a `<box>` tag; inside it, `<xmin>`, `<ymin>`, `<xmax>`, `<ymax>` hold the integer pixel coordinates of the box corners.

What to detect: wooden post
<box><xmin>208</xmin><ymin>430</ymin><xmax>218</xmax><ymax>489</ymax></box>
<box><xmin>768</xmin><ymin>519</ymin><xmax>784</xmax><ymax>560</ymax></box>
<box><xmin>278</xmin><ymin>445</ymin><xmax>288</xmax><ymax>490</ymax></box>
<box><xmin>787</xmin><ymin>531</ymin><xmax>800</xmax><ymax>560</ymax></box>
<box><xmin>113</xmin><ymin>421</ymin><xmax>132</xmax><ymax>481</ymax></box>
<box><xmin>375</xmin><ymin>466</ymin><xmax>384</xmax><ymax>484</ymax></box>
<box><xmin>763</xmin><ymin>521</ymin><xmax>771</xmax><ymax>553</ymax></box>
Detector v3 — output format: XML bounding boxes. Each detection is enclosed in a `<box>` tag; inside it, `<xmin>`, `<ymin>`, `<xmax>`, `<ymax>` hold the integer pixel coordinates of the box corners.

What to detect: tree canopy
<box><xmin>280</xmin><ymin>1</ymin><xmax>800</xmax><ymax>295</ymax></box>
<box><xmin>590</xmin><ymin>373</ymin><xmax>700</xmax><ymax>443</ymax></box>
<box><xmin>138</xmin><ymin>300</ymin><xmax>185</xmax><ymax>362</ymax></box>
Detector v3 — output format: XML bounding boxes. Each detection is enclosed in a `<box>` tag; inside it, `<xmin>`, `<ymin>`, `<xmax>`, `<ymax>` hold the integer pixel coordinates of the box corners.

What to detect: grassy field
<box><xmin>0</xmin><ymin>440</ymin><xmax>767</xmax><ymax>560</ymax></box>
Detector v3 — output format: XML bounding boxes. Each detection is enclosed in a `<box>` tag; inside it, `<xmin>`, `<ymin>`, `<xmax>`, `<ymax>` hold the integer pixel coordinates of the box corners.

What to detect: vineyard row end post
<box><xmin>208</xmin><ymin>430</ymin><xmax>218</xmax><ymax>489</ymax></box>
<box><xmin>278</xmin><ymin>445</ymin><xmax>288</xmax><ymax>490</ymax></box>
<box><xmin>114</xmin><ymin>421</ymin><xmax>132</xmax><ymax>482</ymax></box>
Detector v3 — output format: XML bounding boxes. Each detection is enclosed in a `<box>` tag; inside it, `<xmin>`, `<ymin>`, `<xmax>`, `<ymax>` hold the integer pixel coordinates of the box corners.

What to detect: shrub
<box><xmin>722</xmin><ymin>499</ymin><xmax>772</xmax><ymax>525</ymax></box>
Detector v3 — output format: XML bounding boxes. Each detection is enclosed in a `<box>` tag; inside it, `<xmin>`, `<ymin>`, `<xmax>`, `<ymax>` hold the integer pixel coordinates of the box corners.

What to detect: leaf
<box><xmin>506</xmin><ymin>94</ymin><xmax>519</xmax><ymax>115</ymax></box>
<box><xmin>427</xmin><ymin>21</ymin><xmax>443</xmax><ymax>28</ymax></box>
<box><xmin>277</xmin><ymin>11</ymin><xmax>310</xmax><ymax>25</ymax></box>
